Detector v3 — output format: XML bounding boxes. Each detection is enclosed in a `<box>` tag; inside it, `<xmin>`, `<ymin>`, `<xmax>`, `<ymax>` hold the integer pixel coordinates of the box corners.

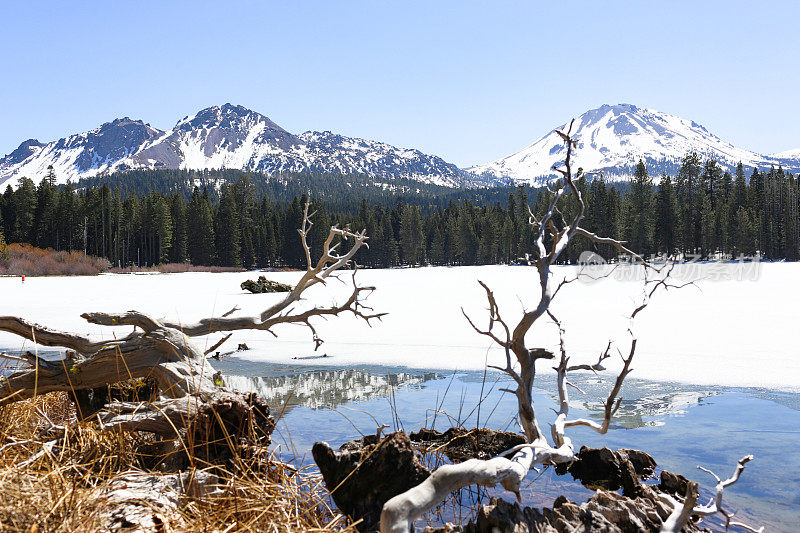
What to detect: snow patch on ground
<box><xmin>0</xmin><ymin>264</ymin><xmax>796</xmax><ymax>391</ymax></box>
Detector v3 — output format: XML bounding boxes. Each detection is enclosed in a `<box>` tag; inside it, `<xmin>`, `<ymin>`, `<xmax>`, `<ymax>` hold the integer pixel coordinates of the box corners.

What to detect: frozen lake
<box><xmin>1</xmin><ymin>263</ymin><xmax>798</xmax><ymax>391</ymax></box>
<box><xmin>1</xmin><ymin>264</ymin><xmax>798</xmax><ymax>530</ymax></box>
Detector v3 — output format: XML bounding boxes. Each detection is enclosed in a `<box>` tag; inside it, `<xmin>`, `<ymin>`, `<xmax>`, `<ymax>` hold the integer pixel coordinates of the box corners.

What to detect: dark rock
<box><xmin>468</xmin><ymin>497</ymin><xmax>553</xmax><ymax>532</ymax></box>
<box><xmin>429</xmin><ymin>490</ymin><xmax>685</xmax><ymax>533</ymax></box>
<box><xmin>241</xmin><ymin>276</ymin><xmax>293</xmax><ymax>294</ymax></box>
<box><xmin>409</xmin><ymin>427</ymin><xmax>526</xmax><ymax>463</ymax></box>
<box><xmin>659</xmin><ymin>470</ymin><xmax>691</xmax><ymax>495</ymax></box>
<box><xmin>622</xmin><ymin>449</ymin><xmax>657</xmax><ymax>478</ymax></box>
<box><xmin>312</xmin><ymin>431</ymin><xmax>430</xmax><ymax>532</ymax></box>
<box><xmin>555</xmin><ymin>447</ymin><xmax>656</xmax><ymax>498</ymax></box>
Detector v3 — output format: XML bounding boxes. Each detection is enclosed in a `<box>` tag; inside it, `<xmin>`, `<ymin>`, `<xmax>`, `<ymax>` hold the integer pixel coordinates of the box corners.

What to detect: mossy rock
<box><xmin>241</xmin><ymin>276</ymin><xmax>293</xmax><ymax>294</ymax></box>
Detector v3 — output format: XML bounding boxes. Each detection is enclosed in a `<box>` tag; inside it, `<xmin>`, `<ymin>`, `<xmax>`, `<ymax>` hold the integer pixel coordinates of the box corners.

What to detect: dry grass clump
<box><xmin>0</xmin><ymin>391</ymin><xmax>353</xmax><ymax>532</ymax></box>
<box><xmin>180</xmin><ymin>465</ymin><xmax>354</xmax><ymax>532</ymax></box>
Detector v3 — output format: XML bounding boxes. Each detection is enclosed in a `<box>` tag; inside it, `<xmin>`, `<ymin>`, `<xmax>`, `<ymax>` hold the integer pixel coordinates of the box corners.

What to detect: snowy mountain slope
<box><xmin>293</xmin><ymin>131</ymin><xmax>466</xmax><ymax>184</ymax></box>
<box><xmin>0</xmin><ymin>104</ymin><xmax>476</xmax><ymax>188</ymax></box>
<box><xmin>470</xmin><ymin>104</ymin><xmax>800</xmax><ymax>184</ymax></box>
<box><xmin>0</xmin><ymin>118</ymin><xmax>163</xmax><ymax>187</ymax></box>
<box><xmin>771</xmin><ymin>148</ymin><xmax>800</xmax><ymax>164</ymax></box>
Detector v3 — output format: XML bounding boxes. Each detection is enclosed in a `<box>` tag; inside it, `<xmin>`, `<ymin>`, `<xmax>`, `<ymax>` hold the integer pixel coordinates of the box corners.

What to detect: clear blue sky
<box><xmin>1</xmin><ymin>1</ymin><xmax>798</xmax><ymax>167</ymax></box>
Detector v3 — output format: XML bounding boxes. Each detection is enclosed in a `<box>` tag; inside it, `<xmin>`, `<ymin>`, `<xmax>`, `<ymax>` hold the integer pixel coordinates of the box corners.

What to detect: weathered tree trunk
<box><xmin>90</xmin><ymin>470</ymin><xmax>221</xmax><ymax>532</ymax></box>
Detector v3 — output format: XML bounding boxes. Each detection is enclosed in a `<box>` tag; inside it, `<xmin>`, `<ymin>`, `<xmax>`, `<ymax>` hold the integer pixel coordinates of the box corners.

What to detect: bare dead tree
<box><xmin>660</xmin><ymin>456</ymin><xmax>764</xmax><ymax>533</ymax></box>
<box><xmin>380</xmin><ymin>123</ymin><xmax>758</xmax><ymax>533</ymax></box>
<box><xmin>0</xmin><ymin>201</ymin><xmax>384</xmax><ymax>442</ymax></box>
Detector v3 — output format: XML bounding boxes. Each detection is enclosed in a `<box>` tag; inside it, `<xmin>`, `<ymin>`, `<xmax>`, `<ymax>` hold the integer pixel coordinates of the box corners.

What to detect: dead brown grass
<box><xmin>0</xmin><ymin>392</ymin><xmax>353</xmax><ymax>532</ymax></box>
<box><xmin>108</xmin><ymin>263</ymin><xmax>244</xmax><ymax>274</ymax></box>
<box><xmin>0</xmin><ymin>244</ymin><xmax>111</xmax><ymax>276</ymax></box>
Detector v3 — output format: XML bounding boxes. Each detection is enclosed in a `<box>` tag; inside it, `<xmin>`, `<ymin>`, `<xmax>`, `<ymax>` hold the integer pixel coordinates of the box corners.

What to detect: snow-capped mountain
<box><xmin>0</xmin><ymin>118</ymin><xmax>163</xmax><ymax>187</ymax></box>
<box><xmin>470</xmin><ymin>104</ymin><xmax>800</xmax><ymax>184</ymax></box>
<box><xmin>5</xmin><ymin>102</ymin><xmax>798</xmax><ymax>190</ymax></box>
<box><xmin>0</xmin><ymin>104</ymin><xmax>476</xmax><ymax>188</ymax></box>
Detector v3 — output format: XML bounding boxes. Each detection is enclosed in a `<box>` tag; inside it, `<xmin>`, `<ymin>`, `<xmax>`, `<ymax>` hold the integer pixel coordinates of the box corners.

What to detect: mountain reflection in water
<box><xmin>219</xmin><ymin>364</ymin><xmax>720</xmax><ymax>431</ymax></box>
<box><xmin>223</xmin><ymin>369</ymin><xmax>441</xmax><ymax>413</ymax></box>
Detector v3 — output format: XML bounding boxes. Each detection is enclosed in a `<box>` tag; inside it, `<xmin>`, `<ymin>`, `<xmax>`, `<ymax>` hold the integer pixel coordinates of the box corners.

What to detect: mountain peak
<box><xmin>175</xmin><ymin>103</ymin><xmax>288</xmax><ymax>135</ymax></box>
<box><xmin>4</xmin><ymin>139</ymin><xmax>45</xmax><ymax>166</ymax></box>
<box><xmin>95</xmin><ymin>117</ymin><xmax>153</xmax><ymax>133</ymax></box>
<box><xmin>470</xmin><ymin>104</ymin><xmax>793</xmax><ymax>184</ymax></box>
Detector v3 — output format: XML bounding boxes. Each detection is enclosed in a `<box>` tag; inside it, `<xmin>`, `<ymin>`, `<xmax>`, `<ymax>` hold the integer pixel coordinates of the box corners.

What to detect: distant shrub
<box><xmin>0</xmin><ymin>244</ymin><xmax>111</xmax><ymax>276</ymax></box>
<box><xmin>107</xmin><ymin>263</ymin><xmax>243</xmax><ymax>274</ymax></box>
<box><xmin>0</xmin><ymin>247</ymin><xmax>247</xmax><ymax>277</ymax></box>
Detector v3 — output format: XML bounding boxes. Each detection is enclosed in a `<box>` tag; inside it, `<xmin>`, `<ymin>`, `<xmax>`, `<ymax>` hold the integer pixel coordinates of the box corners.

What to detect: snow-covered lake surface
<box><xmin>1</xmin><ymin>265</ymin><xmax>798</xmax><ymax>529</ymax></box>
<box><xmin>1</xmin><ymin>263</ymin><xmax>797</xmax><ymax>391</ymax></box>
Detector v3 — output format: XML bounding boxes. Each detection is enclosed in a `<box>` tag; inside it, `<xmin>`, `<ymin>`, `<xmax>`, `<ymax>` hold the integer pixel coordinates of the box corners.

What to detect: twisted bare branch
<box><xmin>660</xmin><ymin>456</ymin><xmax>762</xmax><ymax>533</ymax></box>
<box><xmin>160</xmin><ymin>201</ymin><xmax>376</xmax><ymax>340</ymax></box>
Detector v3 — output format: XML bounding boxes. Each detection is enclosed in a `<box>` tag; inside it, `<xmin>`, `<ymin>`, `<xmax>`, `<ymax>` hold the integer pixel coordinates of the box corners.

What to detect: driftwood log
<box><xmin>90</xmin><ymin>470</ymin><xmax>221</xmax><ymax>532</ymax></box>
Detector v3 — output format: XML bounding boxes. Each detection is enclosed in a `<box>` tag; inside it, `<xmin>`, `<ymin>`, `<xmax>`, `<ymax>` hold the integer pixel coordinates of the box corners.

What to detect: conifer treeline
<box><xmin>0</xmin><ymin>154</ymin><xmax>797</xmax><ymax>269</ymax></box>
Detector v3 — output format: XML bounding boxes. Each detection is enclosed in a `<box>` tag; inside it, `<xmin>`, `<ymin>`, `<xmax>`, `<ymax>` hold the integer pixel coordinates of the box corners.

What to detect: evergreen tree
<box><xmin>169</xmin><ymin>193</ymin><xmax>188</xmax><ymax>263</ymax></box>
<box><xmin>11</xmin><ymin>177</ymin><xmax>37</xmax><ymax>243</ymax></box>
<box><xmin>45</xmin><ymin>165</ymin><xmax>57</xmax><ymax>187</ymax></box>
<box><xmin>653</xmin><ymin>175</ymin><xmax>678</xmax><ymax>255</ymax></box>
<box><xmin>187</xmin><ymin>188</ymin><xmax>216</xmax><ymax>265</ymax></box>
<box><xmin>700</xmin><ymin>194</ymin><xmax>717</xmax><ymax>257</ymax></box>
<box><xmin>622</xmin><ymin>160</ymin><xmax>654</xmax><ymax>255</ymax></box>
<box><xmin>232</xmin><ymin>176</ymin><xmax>256</xmax><ymax>267</ymax></box>
<box><xmin>701</xmin><ymin>159</ymin><xmax>723</xmax><ymax>206</ymax></box>
<box><xmin>33</xmin><ymin>177</ymin><xmax>58</xmax><ymax>248</ymax></box>
<box><xmin>281</xmin><ymin>196</ymin><xmax>305</xmax><ymax>267</ymax></box>
<box><xmin>675</xmin><ymin>152</ymin><xmax>702</xmax><ymax>255</ymax></box>
<box><xmin>0</xmin><ymin>209</ymin><xmax>6</xmax><ymax>260</ymax></box>
<box><xmin>306</xmin><ymin>198</ymin><xmax>331</xmax><ymax>264</ymax></box>
<box><xmin>153</xmin><ymin>196</ymin><xmax>173</xmax><ymax>264</ymax></box>
<box><xmin>733</xmin><ymin>163</ymin><xmax>747</xmax><ymax>211</ymax></box>
<box><xmin>733</xmin><ymin>207</ymin><xmax>756</xmax><ymax>256</ymax></box>
<box><xmin>215</xmin><ymin>185</ymin><xmax>241</xmax><ymax>267</ymax></box>
<box><xmin>399</xmin><ymin>204</ymin><xmax>425</xmax><ymax>265</ymax></box>
<box><xmin>379</xmin><ymin>212</ymin><xmax>399</xmax><ymax>266</ymax></box>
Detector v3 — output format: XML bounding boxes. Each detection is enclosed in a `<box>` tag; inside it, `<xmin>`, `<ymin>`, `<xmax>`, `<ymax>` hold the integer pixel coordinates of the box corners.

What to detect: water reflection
<box><xmin>249</xmin><ymin>367</ymin><xmax>799</xmax><ymax>532</ymax></box>
<box><xmin>559</xmin><ymin>377</ymin><xmax>717</xmax><ymax>428</ymax></box>
<box><xmin>0</xmin><ymin>350</ymin><xmax>64</xmax><ymax>377</ymax></box>
<box><xmin>223</xmin><ymin>369</ymin><xmax>441</xmax><ymax>413</ymax></box>
<box><xmin>518</xmin><ymin>373</ymin><xmax>719</xmax><ymax>430</ymax></box>
<box><xmin>221</xmin><ymin>367</ymin><xmax>722</xmax><ymax>430</ymax></box>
